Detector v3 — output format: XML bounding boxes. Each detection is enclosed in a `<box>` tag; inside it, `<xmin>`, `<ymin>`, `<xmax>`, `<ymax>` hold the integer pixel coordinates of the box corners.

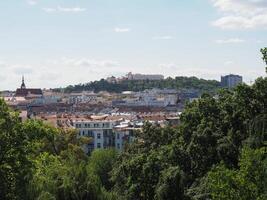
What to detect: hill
<box><xmin>57</xmin><ymin>76</ymin><xmax>221</xmax><ymax>94</ymax></box>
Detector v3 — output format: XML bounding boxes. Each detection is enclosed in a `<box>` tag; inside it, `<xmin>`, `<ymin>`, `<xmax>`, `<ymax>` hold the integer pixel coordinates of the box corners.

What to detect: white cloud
<box><xmin>215</xmin><ymin>38</ymin><xmax>245</xmax><ymax>44</ymax></box>
<box><xmin>42</xmin><ymin>8</ymin><xmax>57</xmax><ymax>13</ymax></box>
<box><xmin>211</xmin><ymin>0</ymin><xmax>267</xmax><ymax>29</ymax></box>
<box><xmin>152</xmin><ymin>36</ymin><xmax>174</xmax><ymax>40</ymax></box>
<box><xmin>57</xmin><ymin>6</ymin><xmax>86</xmax><ymax>12</ymax></box>
<box><xmin>43</xmin><ymin>6</ymin><xmax>86</xmax><ymax>13</ymax></box>
<box><xmin>114</xmin><ymin>28</ymin><xmax>131</xmax><ymax>33</ymax></box>
<box><xmin>27</xmin><ymin>0</ymin><xmax>37</xmax><ymax>6</ymax></box>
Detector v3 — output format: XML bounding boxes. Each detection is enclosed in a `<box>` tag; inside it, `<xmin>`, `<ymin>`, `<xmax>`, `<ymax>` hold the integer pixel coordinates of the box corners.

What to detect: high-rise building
<box><xmin>221</xmin><ymin>74</ymin><xmax>243</xmax><ymax>88</ymax></box>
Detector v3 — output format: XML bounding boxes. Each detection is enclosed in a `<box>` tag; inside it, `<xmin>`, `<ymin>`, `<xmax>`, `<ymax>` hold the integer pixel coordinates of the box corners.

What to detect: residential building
<box><xmin>73</xmin><ymin>116</ymin><xmax>120</xmax><ymax>153</ymax></box>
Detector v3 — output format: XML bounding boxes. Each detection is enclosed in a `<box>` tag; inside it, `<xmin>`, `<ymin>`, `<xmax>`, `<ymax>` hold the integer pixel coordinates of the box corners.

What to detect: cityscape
<box><xmin>1</xmin><ymin>72</ymin><xmax>243</xmax><ymax>153</ymax></box>
<box><xmin>0</xmin><ymin>1</ymin><xmax>266</xmax><ymax>200</ymax></box>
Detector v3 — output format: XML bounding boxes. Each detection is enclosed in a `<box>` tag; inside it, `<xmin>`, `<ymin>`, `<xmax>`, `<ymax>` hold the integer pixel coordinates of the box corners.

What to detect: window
<box><xmin>117</xmin><ymin>133</ymin><xmax>120</xmax><ymax>139</ymax></box>
<box><xmin>82</xmin><ymin>130</ymin><xmax>85</xmax><ymax>136</ymax></box>
<box><xmin>117</xmin><ymin>143</ymin><xmax>120</xmax><ymax>149</ymax></box>
<box><xmin>85</xmin><ymin>124</ymin><xmax>87</xmax><ymax>128</ymax></box>
<box><xmin>97</xmin><ymin>143</ymin><xmax>101</xmax><ymax>148</ymax></box>
<box><xmin>97</xmin><ymin>133</ymin><xmax>101</xmax><ymax>139</ymax></box>
<box><xmin>88</xmin><ymin>130</ymin><xmax>93</xmax><ymax>137</ymax></box>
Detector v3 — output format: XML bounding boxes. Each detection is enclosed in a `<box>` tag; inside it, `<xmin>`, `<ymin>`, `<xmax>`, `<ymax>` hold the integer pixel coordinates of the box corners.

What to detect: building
<box><xmin>73</xmin><ymin>116</ymin><xmax>121</xmax><ymax>153</ymax></box>
<box><xmin>126</xmin><ymin>72</ymin><xmax>164</xmax><ymax>81</ymax></box>
<box><xmin>15</xmin><ymin>76</ymin><xmax>43</xmax><ymax>98</ymax></box>
<box><xmin>221</xmin><ymin>74</ymin><xmax>243</xmax><ymax>88</ymax></box>
<box><xmin>114</xmin><ymin>122</ymin><xmax>137</xmax><ymax>151</ymax></box>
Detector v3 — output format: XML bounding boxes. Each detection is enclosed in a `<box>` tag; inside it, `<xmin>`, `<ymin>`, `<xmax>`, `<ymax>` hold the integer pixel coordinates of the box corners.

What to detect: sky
<box><xmin>0</xmin><ymin>0</ymin><xmax>266</xmax><ymax>90</ymax></box>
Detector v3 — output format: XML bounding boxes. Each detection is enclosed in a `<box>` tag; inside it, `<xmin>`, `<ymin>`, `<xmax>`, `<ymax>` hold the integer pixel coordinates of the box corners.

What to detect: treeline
<box><xmin>56</xmin><ymin>76</ymin><xmax>221</xmax><ymax>93</ymax></box>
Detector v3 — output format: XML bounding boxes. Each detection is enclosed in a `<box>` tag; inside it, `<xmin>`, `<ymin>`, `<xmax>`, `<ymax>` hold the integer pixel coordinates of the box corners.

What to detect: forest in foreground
<box><xmin>0</xmin><ymin>48</ymin><xmax>267</xmax><ymax>200</ymax></box>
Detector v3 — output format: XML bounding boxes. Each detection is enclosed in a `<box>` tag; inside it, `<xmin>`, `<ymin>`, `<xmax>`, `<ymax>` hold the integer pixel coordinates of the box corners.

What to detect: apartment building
<box><xmin>73</xmin><ymin>117</ymin><xmax>120</xmax><ymax>153</ymax></box>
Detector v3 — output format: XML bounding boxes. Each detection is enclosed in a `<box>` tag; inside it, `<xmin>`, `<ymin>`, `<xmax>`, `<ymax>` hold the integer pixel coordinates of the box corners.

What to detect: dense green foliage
<box><xmin>0</xmin><ymin>100</ymin><xmax>31</xmax><ymax>199</ymax></box>
<box><xmin>0</xmin><ymin>101</ymin><xmax>117</xmax><ymax>200</ymax></box>
<box><xmin>207</xmin><ymin>147</ymin><xmax>267</xmax><ymax>200</ymax></box>
<box><xmin>58</xmin><ymin>76</ymin><xmax>220</xmax><ymax>94</ymax></box>
<box><xmin>0</xmin><ymin>49</ymin><xmax>266</xmax><ymax>199</ymax></box>
<box><xmin>110</xmin><ymin>76</ymin><xmax>267</xmax><ymax>200</ymax></box>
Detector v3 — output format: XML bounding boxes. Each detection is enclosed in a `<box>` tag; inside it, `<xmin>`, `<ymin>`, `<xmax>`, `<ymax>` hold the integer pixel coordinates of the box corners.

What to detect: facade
<box><xmin>112</xmin><ymin>89</ymin><xmax>178</xmax><ymax>108</ymax></box>
<box><xmin>68</xmin><ymin>92</ymin><xmax>97</xmax><ymax>104</ymax></box>
<box><xmin>126</xmin><ymin>72</ymin><xmax>164</xmax><ymax>81</ymax></box>
<box><xmin>114</xmin><ymin>121</ymin><xmax>136</xmax><ymax>150</ymax></box>
<box><xmin>221</xmin><ymin>74</ymin><xmax>243</xmax><ymax>88</ymax></box>
<box><xmin>73</xmin><ymin>118</ymin><xmax>120</xmax><ymax>153</ymax></box>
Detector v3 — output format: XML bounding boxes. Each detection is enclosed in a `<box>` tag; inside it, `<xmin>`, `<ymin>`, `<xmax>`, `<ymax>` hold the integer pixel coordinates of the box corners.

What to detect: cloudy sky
<box><xmin>0</xmin><ymin>0</ymin><xmax>266</xmax><ymax>90</ymax></box>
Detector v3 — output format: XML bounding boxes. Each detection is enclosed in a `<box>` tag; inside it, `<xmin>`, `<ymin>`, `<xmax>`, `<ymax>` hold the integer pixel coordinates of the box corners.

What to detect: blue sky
<box><xmin>0</xmin><ymin>0</ymin><xmax>266</xmax><ymax>90</ymax></box>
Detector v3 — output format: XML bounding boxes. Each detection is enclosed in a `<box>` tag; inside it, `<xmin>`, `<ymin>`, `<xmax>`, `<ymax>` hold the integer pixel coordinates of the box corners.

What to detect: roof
<box><xmin>15</xmin><ymin>88</ymin><xmax>43</xmax><ymax>97</ymax></box>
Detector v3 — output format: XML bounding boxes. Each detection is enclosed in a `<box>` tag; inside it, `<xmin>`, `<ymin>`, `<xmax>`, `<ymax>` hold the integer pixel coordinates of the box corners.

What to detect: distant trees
<box><xmin>58</xmin><ymin>76</ymin><xmax>221</xmax><ymax>94</ymax></box>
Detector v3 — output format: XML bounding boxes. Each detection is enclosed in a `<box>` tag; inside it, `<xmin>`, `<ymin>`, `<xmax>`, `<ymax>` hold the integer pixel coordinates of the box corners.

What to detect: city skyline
<box><xmin>0</xmin><ymin>0</ymin><xmax>266</xmax><ymax>90</ymax></box>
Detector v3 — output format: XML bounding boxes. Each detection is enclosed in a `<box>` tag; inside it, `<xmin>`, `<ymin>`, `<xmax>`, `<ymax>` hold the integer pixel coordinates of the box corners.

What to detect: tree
<box><xmin>207</xmin><ymin>147</ymin><xmax>267</xmax><ymax>200</ymax></box>
<box><xmin>111</xmin><ymin>124</ymin><xmax>189</xmax><ymax>200</ymax></box>
<box><xmin>261</xmin><ymin>47</ymin><xmax>267</xmax><ymax>73</ymax></box>
<box><xmin>155</xmin><ymin>166</ymin><xmax>188</xmax><ymax>200</ymax></box>
<box><xmin>0</xmin><ymin>99</ymin><xmax>31</xmax><ymax>200</ymax></box>
<box><xmin>87</xmin><ymin>149</ymin><xmax>118</xmax><ymax>191</ymax></box>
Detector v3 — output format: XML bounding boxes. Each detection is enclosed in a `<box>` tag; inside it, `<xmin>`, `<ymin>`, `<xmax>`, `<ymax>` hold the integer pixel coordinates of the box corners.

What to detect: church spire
<box><xmin>21</xmin><ymin>75</ymin><xmax>26</xmax><ymax>89</ymax></box>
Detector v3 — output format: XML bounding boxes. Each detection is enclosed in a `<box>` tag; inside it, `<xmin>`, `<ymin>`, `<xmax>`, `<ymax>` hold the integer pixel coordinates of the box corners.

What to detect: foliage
<box><xmin>207</xmin><ymin>147</ymin><xmax>267</xmax><ymax>200</ymax></box>
<box><xmin>57</xmin><ymin>76</ymin><xmax>221</xmax><ymax>94</ymax></box>
<box><xmin>111</xmin><ymin>124</ymin><xmax>190</xmax><ymax>200</ymax></box>
<box><xmin>0</xmin><ymin>99</ymin><xmax>31</xmax><ymax>200</ymax></box>
<box><xmin>111</xmin><ymin>74</ymin><xmax>267</xmax><ymax>199</ymax></box>
<box><xmin>87</xmin><ymin>149</ymin><xmax>118</xmax><ymax>191</ymax></box>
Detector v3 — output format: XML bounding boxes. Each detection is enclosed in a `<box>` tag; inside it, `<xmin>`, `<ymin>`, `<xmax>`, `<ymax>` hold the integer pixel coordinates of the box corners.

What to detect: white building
<box><xmin>68</xmin><ymin>92</ymin><xmax>98</xmax><ymax>104</ymax></box>
<box><xmin>126</xmin><ymin>72</ymin><xmax>164</xmax><ymax>81</ymax></box>
<box><xmin>73</xmin><ymin>117</ymin><xmax>120</xmax><ymax>153</ymax></box>
<box><xmin>114</xmin><ymin>121</ymin><xmax>136</xmax><ymax>150</ymax></box>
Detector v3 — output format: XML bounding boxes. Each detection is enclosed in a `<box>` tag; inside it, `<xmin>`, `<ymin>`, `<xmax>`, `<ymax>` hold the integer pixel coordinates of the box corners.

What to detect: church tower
<box><xmin>21</xmin><ymin>75</ymin><xmax>26</xmax><ymax>89</ymax></box>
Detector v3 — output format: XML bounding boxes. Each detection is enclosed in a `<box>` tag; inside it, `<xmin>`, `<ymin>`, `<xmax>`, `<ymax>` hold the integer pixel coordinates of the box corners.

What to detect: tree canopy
<box><xmin>56</xmin><ymin>76</ymin><xmax>221</xmax><ymax>94</ymax></box>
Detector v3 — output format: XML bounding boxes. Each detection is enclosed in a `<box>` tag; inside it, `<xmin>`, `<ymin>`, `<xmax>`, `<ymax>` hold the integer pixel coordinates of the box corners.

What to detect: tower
<box><xmin>21</xmin><ymin>75</ymin><xmax>26</xmax><ymax>89</ymax></box>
